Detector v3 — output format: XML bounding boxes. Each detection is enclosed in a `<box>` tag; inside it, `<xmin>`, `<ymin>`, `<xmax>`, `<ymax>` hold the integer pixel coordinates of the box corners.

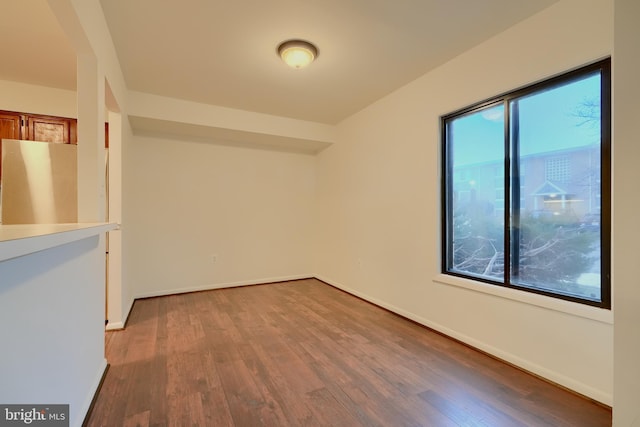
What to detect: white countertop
<box><xmin>0</xmin><ymin>223</ymin><xmax>118</xmax><ymax>262</ymax></box>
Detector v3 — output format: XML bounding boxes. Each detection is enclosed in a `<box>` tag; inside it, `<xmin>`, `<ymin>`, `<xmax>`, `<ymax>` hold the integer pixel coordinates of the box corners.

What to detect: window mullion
<box><xmin>510</xmin><ymin>99</ymin><xmax>521</xmax><ymax>284</ymax></box>
<box><xmin>504</xmin><ymin>99</ymin><xmax>512</xmax><ymax>286</ymax></box>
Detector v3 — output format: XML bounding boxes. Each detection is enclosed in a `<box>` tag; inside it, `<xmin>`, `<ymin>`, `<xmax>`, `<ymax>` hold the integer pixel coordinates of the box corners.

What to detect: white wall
<box><xmin>127</xmin><ymin>135</ymin><xmax>316</xmax><ymax>298</ymax></box>
<box><xmin>0</xmin><ymin>237</ymin><xmax>106</xmax><ymax>427</ymax></box>
<box><xmin>0</xmin><ymin>79</ymin><xmax>76</xmax><ymax>118</ymax></box>
<box><xmin>315</xmin><ymin>0</ymin><xmax>614</xmax><ymax>404</ymax></box>
<box><xmin>613</xmin><ymin>0</ymin><xmax>640</xmax><ymax>424</ymax></box>
<box><xmin>48</xmin><ymin>0</ymin><xmax>135</xmax><ymax>329</ymax></box>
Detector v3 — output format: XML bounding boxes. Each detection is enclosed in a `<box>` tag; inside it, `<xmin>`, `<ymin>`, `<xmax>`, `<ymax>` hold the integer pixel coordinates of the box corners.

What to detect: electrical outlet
<box><xmin>211</xmin><ymin>254</ymin><xmax>218</xmax><ymax>264</ymax></box>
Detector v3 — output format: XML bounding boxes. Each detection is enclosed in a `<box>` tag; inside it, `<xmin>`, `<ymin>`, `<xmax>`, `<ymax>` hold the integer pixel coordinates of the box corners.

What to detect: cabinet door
<box><xmin>0</xmin><ymin>111</ymin><xmax>23</xmax><ymax>181</ymax></box>
<box><xmin>71</xmin><ymin>119</ymin><xmax>78</xmax><ymax>145</ymax></box>
<box><xmin>25</xmin><ymin>115</ymin><xmax>72</xmax><ymax>144</ymax></box>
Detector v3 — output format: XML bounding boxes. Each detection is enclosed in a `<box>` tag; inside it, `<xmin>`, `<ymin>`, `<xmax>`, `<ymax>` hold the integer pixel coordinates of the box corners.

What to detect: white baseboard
<box><xmin>133</xmin><ymin>274</ymin><xmax>312</xmax><ymax>300</ymax></box>
<box><xmin>105</xmin><ymin>321</ymin><xmax>124</xmax><ymax>330</ymax></box>
<box><xmin>75</xmin><ymin>358</ymin><xmax>108</xmax><ymax>427</ymax></box>
<box><xmin>314</xmin><ymin>274</ymin><xmax>612</xmax><ymax>406</ymax></box>
<box><xmin>105</xmin><ymin>295</ymin><xmax>134</xmax><ymax>331</ymax></box>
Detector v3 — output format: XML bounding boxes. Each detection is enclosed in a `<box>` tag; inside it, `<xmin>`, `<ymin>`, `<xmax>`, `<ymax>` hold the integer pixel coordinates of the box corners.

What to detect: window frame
<box><xmin>440</xmin><ymin>58</ymin><xmax>611</xmax><ymax>309</ymax></box>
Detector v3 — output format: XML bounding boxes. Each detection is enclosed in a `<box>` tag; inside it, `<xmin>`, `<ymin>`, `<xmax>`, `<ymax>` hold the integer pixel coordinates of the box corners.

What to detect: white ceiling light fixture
<box><xmin>277</xmin><ymin>39</ymin><xmax>318</xmax><ymax>69</ymax></box>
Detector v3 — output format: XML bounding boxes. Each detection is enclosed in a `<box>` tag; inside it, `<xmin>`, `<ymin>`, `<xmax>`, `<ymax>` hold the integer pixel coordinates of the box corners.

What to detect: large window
<box><xmin>441</xmin><ymin>59</ymin><xmax>610</xmax><ymax>308</ymax></box>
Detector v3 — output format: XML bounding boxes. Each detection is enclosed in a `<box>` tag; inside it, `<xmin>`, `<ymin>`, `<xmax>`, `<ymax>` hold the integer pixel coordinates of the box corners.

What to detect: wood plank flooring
<box><xmin>86</xmin><ymin>279</ymin><xmax>611</xmax><ymax>426</ymax></box>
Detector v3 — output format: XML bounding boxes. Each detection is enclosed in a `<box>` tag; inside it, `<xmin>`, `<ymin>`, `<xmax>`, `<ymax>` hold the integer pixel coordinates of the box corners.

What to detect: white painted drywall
<box><xmin>613</xmin><ymin>0</ymin><xmax>640</xmax><ymax>424</ymax></box>
<box><xmin>128</xmin><ymin>91</ymin><xmax>336</xmax><ymax>146</ymax></box>
<box><xmin>0</xmin><ymin>79</ymin><xmax>77</xmax><ymax>118</ymax></box>
<box><xmin>127</xmin><ymin>135</ymin><xmax>316</xmax><ymax>298</ymax></box>
<box><xmin>48</xmin><ymin>0</ymin><xmax>135</xmax><ymax>329</ymax></box>
<box><xmin>314</xmin><ymin>0</ymin><xmax>614</xmax><ymax>404</ymax></box>
<box><xmin>0</xmin><ymin>236</ymin><xmax>106</xmax><ymax>427</ymax></box>
<box><xmin>106</xmin><ymin>110</ymin><xmax>124</xmax><ymax>330</ymax></box>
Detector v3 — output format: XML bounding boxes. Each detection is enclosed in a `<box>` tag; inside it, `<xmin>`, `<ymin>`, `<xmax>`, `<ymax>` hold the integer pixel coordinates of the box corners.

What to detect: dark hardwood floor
<box><xmin>86</xmin><ymin>279</ymin><xmax>611</xmax><ymax>426</ymax></box>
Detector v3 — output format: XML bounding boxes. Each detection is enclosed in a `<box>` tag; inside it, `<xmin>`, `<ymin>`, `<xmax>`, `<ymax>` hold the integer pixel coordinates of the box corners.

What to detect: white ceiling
<box><xmin>0</xmin><ymin>1</ymin><xmax>76</xmax><ymax>91</ymax></box>
<box><xmin>3</xmin><ymin>0</ymin><xmax>558</xmax><ymax>125</ymax></box>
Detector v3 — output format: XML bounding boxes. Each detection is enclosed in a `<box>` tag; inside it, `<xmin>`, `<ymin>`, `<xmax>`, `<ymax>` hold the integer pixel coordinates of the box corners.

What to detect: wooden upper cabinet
<box><xmin>0</xmin><ymin>110</ymin><xmax>80</xmax><ymax>182</ymax></box>
<box><xmin>0</xmin><ymin>111</ymin><xmax>23</xmax><ymax>180</ymax></box>
<box><xmin>24</xmin><ymin>114</ymin><xmax>77</xmax><ymax>144</ymax></box>
<box><xmin>0</xmin><ymin>110</ymin><xmax>109</xmax><ymax>182</ymax></box>
<box><xmin>0</xmin><ymin>112</ymin><xmax>21</xmax><ymax>139</ymax></box>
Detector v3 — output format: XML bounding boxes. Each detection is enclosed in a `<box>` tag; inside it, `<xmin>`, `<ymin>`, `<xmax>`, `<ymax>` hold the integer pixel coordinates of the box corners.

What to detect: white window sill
<box><xmin>433</xmin><ymin>273</ymin><xmax>613</xmax><ymax>325</ymax></box>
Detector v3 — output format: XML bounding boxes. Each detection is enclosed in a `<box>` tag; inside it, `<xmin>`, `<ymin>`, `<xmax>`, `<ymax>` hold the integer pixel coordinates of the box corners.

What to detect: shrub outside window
<box><xmin>441</xmin><ymin>59</ymin><xmax>611</xmax><ymax>308</ymax></box>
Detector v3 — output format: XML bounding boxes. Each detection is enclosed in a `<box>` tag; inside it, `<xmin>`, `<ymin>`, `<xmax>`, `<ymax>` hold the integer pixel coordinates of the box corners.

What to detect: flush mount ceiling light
<box><xmin>277</xmin><ymin>39</ymin><xmax>318</xmax><ymax>69</ymax></box>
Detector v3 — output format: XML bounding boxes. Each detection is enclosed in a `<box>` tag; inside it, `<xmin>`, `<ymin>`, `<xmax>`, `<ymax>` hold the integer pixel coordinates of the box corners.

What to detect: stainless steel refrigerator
<box><xmin>0</xmin><ymin>139</ymin><xmax>77</xmax><ymax>224</ymax></box>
